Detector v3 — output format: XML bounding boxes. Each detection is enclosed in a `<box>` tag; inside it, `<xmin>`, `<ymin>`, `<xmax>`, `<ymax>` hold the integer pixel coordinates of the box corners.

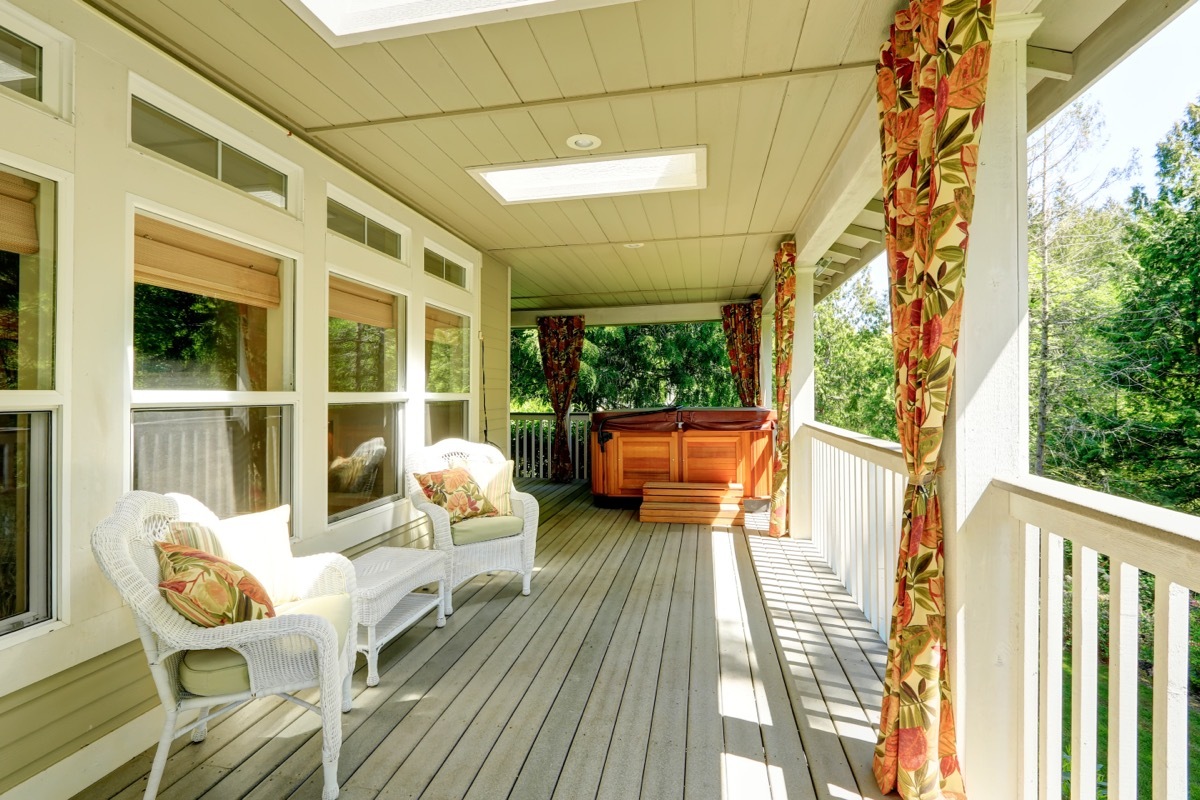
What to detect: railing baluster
<box><xmin>1070</xmin><ymin>542</ymin><xmax>1098</xmax><ymax>800</ymax></box>
<box><xmin>1108</xmin><ymin>559</ymin><xmax>1139</xmax><ymax>798</ymax></box>
<box><xmin>1152</xmin><ymin>580</ymin><xmax>1188</xmax><ymax>800</ymax></box>
<box><xmin>1040</xmin><ymin>529</ymin><xmax>1064</xmax><ymax>800</ymax></box>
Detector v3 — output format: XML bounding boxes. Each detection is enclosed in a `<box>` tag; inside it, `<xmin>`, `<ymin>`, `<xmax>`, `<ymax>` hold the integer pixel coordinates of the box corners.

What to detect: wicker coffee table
<box><xmin>351</xmin><ymin>547</ymin><xmax>447</xmax><ymax>686</ymax></box>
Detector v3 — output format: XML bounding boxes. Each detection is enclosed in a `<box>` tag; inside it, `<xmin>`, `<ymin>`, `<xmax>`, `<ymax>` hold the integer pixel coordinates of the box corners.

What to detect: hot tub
<box><xmin>589</xmin><ymin>407</ymin><xmax>776</xmax><ymax>502</ymax></box>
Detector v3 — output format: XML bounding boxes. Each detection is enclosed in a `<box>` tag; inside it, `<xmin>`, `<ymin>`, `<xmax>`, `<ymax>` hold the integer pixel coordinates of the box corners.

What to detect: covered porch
<box><xmin>76</xmin><ymin>480</ymin><xmax>889</xmax><ymax>800</ymax></box>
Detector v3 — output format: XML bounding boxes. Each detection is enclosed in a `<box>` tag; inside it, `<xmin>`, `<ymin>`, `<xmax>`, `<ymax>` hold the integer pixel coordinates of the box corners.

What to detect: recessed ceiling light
<box><xmin>566</xmin><ymin>134</ymin><xmax>601</xmax><ymax>151</ymax></box>
<box><xmin>468</xmin><ymin>146</ymin><xmax>708</xmax><ymax>205</ymax></box>
<box><xmin>283</xmin><ymin>0</ymin><xmax>641</xmax><ymax>46</ymax></box>
<box><xmin>623</xmin><ymin>243</ymin><xmax>644</xmax><ymax>249</ymax></box>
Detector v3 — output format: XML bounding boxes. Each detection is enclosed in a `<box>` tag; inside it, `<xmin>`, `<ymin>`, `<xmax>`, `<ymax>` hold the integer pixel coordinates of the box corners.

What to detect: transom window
<box><xmin>0</xmin><ymin>24</ymin><xmax>40</xmax><ymax>102</ymax></box>
<box><xmin>327</xmin><ymin>199</ymin><xmax>402</xmax><ymax>260</ymax></box>
<box><xmin>131</xmin><ymin>97</ymin><xmax>288</xmax><ymax>208</ymax></box>
<box><xmin>424</xmin><ymin>248</ymin><xmax>468</xmax><ymax>289</ymax></box>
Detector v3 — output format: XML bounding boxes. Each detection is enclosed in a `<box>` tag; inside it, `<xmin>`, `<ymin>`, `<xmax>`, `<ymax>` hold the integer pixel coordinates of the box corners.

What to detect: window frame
<box><xmin>127</xmin><ymin>76</ymin><xmax>301</xmax><ymax>214</ymax></box>
<box><xmin>325</xmin><ymin>186</ymin><xmax>410</xmax><ymax>264</ymax></box>
<box><xmin>0</xmin><ymin>5</ymin><xmax>72</xmax><ymax>119</ymax></box>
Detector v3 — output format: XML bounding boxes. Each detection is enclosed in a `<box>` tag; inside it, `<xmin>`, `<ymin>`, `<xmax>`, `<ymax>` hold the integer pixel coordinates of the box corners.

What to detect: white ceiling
<box><xmin>80</xmin><ymin>0</ymin><xmax>1180</xmax><ymax>309</ymax></box>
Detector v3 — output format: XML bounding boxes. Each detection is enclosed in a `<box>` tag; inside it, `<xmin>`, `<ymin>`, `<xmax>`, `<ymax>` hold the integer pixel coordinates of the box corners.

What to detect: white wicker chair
<box><xmin>405</xmin><ymin>438</ymin><xmax>539</xmax><ymax>614</ymax></box>
<box><xmin>90</xmin><ymin>491</ymin><xmax>356</xmax><ymax>800</ymax></box>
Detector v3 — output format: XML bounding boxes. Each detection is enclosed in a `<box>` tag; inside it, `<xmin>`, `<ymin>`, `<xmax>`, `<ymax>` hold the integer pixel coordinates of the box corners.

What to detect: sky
<box><xmin>861</xmin><ymin>2</ymin><xmax>1200</xmax><ymax>297</ymax></box>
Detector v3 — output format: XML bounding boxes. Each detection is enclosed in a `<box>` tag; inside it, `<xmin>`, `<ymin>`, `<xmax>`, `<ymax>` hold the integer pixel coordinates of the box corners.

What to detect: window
<box><xmin>327</xmin><ymin>199</ymin><xmax>402</xmax><ymax>260</ymax></box>
<box><xmin>424</xmin><ymin>248</ymin><xmax>468</xmax><ymax>289</ymax></box>
<box><xmin>132</xmin><ymin>406</ymin><xmax>290</xmax><ymax>518</ymax></box>
<box><xmin>329</xmin><ymin>276</ymin><xmax>403</xmax><ymax>392</ymax></box>
<box><xmin>0</xmin><ymin>166</ymin><xmax>56</xmax><ymax>390</ymax></box>
<box><xmin>328</xmin><ymin>403</ymin><xmax>400</xmax><ymax>521</ymax></box>
<box><xmin>133</xmin><ymin>215</ymin><xmax>290</xmax><ymax>391</ymax></box>
<box><xmin>0</xmin><ymin>24</ymin><xmax>40</xmax><ymax>102</ymax></box>
<box><xmin>131</xmin><ymin>97</ymin><xmax>288</xmax><ymax>208</ymax></box>
<box><xmin>425</xmin><ymin>305</ymin><xmax>470</xmax><ymax>394</ymax></box>
<box><xmin>0</xmin><ymin>412</ymin><xmax>51</xmax><ymax>635</ymax></box>
<box><xmin>425</xmin><ymin>400</ymin><xmax>467</xmax><ymax>445</ymax></box>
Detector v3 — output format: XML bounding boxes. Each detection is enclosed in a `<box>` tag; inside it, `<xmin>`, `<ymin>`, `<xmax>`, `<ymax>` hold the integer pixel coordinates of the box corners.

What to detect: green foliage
<box><xmin>509</xmin><ymin>321</ymin><xmax>738</xmax><ymax>411</ymax></box>
<box><xmin>813</xmin><ymin>271</ymin><xmax>897</xmax><ymax>441</ymax></box>
<box><xmin>328</xmin><ymin>318</ymin><xmax>397</xmax><ymax>392</ymax></box>
<box><xmin>133</xmin><ymin>283</ymin><xmax>241</xmax><ymax>389</ymax></box>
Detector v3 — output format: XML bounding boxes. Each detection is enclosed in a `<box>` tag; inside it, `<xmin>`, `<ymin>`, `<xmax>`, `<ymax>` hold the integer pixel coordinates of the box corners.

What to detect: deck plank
<box><xmin>82</xmin><ymin>481</ymin><xmax>886</xmax><ymax>800</ymax></box>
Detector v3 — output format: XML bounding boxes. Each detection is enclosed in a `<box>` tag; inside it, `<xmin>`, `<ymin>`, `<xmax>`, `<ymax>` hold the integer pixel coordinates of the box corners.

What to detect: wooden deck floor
<box><xmin>80</xmin><ymin>481</ymin><xmax>887</xmax><ymax>800</ymax></box>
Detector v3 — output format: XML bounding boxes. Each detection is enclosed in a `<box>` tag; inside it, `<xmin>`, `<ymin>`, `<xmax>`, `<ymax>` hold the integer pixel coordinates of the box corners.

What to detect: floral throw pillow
<box><xmin>449</xmin><ymin>457</ymin><xmax>514</xmax><ymax>517</ymax></box>
<box><xmin>157</xmin><ymin>541</ymin><xmax>276</xmax><ymax>627</ymax></box>
<box><xmin>414</xmin><ymin>467</ymin><xmax>498</xmax><ymax>524</ymax></box>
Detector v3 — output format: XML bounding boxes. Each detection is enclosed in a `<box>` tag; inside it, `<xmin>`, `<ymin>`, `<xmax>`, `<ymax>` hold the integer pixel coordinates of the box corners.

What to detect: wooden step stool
<box><xmin>639</xmin><ymin>481</ymin><xmax>745</xmax><ymax>525</ymax></box>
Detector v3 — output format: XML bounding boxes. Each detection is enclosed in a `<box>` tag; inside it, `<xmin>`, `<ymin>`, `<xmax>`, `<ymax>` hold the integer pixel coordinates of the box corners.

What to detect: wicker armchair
<box><xmin>405</xmin><ymin>438</ymin><xmax>538</xmax><ymax>614</ymax></box>
<box><xmin>90</xmin><ymin>491</ymin><xmax>356</xmax><ymax>800</ymax></box>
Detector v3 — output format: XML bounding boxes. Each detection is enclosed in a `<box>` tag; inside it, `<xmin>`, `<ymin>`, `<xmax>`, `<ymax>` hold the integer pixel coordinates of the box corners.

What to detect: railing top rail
<box><xmin>509</xmin><ymin>412</ymin><xmax>591</xmax><ymax>420</ymax></box>
<box><xmin>803</xmin><ymin>421</ymin><xmax>905</xmax><ymax>471</ymax></box>
<box><xmin>995</xmin><ymin>474</ymin><xmax>1200</xmax><ymax>589</ymax></box>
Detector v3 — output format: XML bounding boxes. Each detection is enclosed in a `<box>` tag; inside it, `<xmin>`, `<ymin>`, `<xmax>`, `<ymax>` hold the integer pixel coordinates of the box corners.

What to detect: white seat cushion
<box><xmin>450</xmin><ymin>514</ymin><xmax>523</xmax><ymax>546</ymax></box>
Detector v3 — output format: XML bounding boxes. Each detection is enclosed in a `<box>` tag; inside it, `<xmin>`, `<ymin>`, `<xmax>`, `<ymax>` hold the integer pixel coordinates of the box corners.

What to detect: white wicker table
<box><xmin>351</xmin><ymin>546</ymin><xmax>447</xmax><ymax>686</ymax></box>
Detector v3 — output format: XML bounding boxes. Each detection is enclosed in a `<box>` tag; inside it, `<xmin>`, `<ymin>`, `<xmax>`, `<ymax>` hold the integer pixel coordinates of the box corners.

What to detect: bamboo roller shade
<box><xmin>425</xmin><ymin>305</ymin><xmax>467</xmax><ymax>341</ymax></box>
<box><xmin>0</xmin><ymin>170</ymin><xmax>40</xmax><ymax>256</ymax></box>
<box><xmin>133</xmin><ymin>214</ymin><xmax>281</xmax><ymax>309</ymax></box>
<box><xmin>329</xmin><ymin>275</ymin><xmax>395</xmax><ymax>329</ymax></box>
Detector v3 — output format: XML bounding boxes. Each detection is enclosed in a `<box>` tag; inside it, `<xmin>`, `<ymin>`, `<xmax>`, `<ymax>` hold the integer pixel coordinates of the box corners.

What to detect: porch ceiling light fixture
<box><xmin>282</xmin><ymin>0</ymin><xmax>641</xmax><ymax>46</ymax></box>
<box><xmin>566</xmin><ymin>133</ymin><xmax>601</xmax><ymax>151</ymax></box>
<box><xmin>468</xmin><ymin>146</ymin><xmax>708</xmax><ymax>205</ymax></box>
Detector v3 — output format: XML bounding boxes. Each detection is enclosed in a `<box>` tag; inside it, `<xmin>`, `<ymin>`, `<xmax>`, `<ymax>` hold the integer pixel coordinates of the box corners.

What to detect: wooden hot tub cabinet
<box><xmin>589</xmin><ymin>407</ymin><xmax>776</xmax><ymax>502</ymax></box>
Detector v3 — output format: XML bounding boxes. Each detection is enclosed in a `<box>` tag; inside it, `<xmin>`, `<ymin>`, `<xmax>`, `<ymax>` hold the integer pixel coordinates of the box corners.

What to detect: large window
<box><xmin>328</xmin><ymin>276</ymin><xmax>402</xmax><ymax>392</ymax></box>
<box><xmin>0</xmin><ymin>24</ymin><xmax>40</xmax><ymax>102</ymax></box>
<box><xmin>133</xmin><ymin>215</ymin><xmax>289</xmax><ymax>391</ymax></box>
<box><xmin>132</xmin><ymin>406</ymin><xmax>289</xmax><ymax>518</ymax></box>
<box><xmin>0</xmin><ymin>166</ymin><xmax>55</xmax><ymax>391</ymax></box>
<box><xmin>328</xmin><ymin>199</ymin><xmax>402</xmax><ymax>260</ymax></box>
<box><xmin>425</xmin><ymin>305</ymin><xmax>470</xmax><ymax>394</ymax></box>
<box><xmin>328</xmin><ymin>403</ymin><xmax>400</xmax><ymax>520</ymax></box>
<box><xmin>131</xmin><ymin>97</ymin><xmax>288</xmax><ymax>208</ymax></box>
<box><xmin>0</xmin><ymin>412</ymin><xmax>50</xmax><ymax>636</ymax></box>
<box><xmin>423</xmin><ymin>248</ymin><xmax>468</xmax><ymax>289</ymax></box>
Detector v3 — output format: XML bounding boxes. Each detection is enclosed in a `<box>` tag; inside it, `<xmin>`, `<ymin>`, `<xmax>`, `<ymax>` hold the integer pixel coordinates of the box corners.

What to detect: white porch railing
<box><xmin>509</xmin><ymin>413</ymin><xmax>591</xmax><ymax>481</ymax></box>
<box><xmin>802</xmin><ymin>422</ymin><xmax>1200</xmax><ymax>799</ymax></box>
<box><xmin>804</xmin><ymin>421</ymin><xmax>907</xmax><ymax>642</ymax></box>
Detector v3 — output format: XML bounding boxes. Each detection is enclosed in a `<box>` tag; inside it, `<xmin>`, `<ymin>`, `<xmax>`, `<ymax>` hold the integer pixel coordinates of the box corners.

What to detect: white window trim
<box><xmin>422</xmin><ymin>239</ymin><xmax>474</xmax><ymax>293</ymax></box>
<box><xmin>326</xmin><ymin>184</ymin><xmax>411</xmax><ymax>266</ymax></box>
<box><xmin>127</xmin><ymin>75</ymin><xmax>302</xmax><ymax>214</ymax></box>
<box><xmin>0</xmin><ymin>2</ymin><xmax>73</xmax><ymax>120</ymax></box>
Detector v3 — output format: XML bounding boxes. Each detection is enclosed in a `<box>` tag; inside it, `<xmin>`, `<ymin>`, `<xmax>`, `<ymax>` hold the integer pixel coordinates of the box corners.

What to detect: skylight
<box><xmin>468</xmin><ymin>147</ymin><xmax>708</xmax><ymax>205</ymax></box>
<box><xmin>283</xmin><ymin>0</ymin><xmax>640</xmax><ymax>45</ymax></box>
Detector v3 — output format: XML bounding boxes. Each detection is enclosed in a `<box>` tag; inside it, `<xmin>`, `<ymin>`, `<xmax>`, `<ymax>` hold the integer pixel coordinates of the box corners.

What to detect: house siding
<box><xmin>479</xmin><ymin>255</ymin><xmax>511</xmax><ymax>456</ymax></box>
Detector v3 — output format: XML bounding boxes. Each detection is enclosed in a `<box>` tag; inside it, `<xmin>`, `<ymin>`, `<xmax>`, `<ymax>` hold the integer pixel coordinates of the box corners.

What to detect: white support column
<box><xmin>790</xmin><ymin>268</ymin><xmax>816</xmax><ymax>538</ymax></box>
<box><xmin>940</xmin><ymin>14</ymin><xmax>1040</xmax><ymax>800</ymax></box>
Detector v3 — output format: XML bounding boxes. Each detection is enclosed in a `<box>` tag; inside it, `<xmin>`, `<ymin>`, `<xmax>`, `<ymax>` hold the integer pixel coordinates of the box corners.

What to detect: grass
<box><xmin>1062</xmin><ymin>654</ymin><xmax>1200</xmax><ymax>798</ymax></box>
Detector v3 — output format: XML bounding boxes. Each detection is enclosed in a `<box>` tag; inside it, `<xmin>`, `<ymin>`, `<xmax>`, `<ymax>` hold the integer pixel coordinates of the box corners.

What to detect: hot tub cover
<box><xmin>591</xmin><ymin>407</ymin><xmax>776</xmax><ymax>433</ymax></box>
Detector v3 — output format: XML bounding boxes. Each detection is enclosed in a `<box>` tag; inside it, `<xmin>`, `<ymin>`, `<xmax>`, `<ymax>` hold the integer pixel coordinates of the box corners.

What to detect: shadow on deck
<box><xmin>79</xmin><ymin>480</ymin><xmax>886</xmax><ymax>800</ymax></box>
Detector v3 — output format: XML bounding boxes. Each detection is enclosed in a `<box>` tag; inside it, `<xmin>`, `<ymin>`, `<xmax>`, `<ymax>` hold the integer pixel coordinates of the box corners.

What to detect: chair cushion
<box><xmin>414</xmin><ymin>467</ymin><xmax>497</xmax><ymax>524</ymax></box>
<box><xmin>166</xmin><ymin>521</ymin><xmax>225</xmax><ymax>558</ymax></box>
<box><xmin>214</xmin><ymin>505</ymin><xmax>296</xmax><ymax>603</ymax></box>
<box><xmin>450</xmin><ymin>458</ymin><xmax>514</xmax><ymax>517</ymax></box>
<box><xmin>450</xmin><ymin>514</ymin><xmax>524</xmax><ymax>546</ymax></box>
<box><xmin>156</xmin><ymin>542</ymin><xmax>275</xmax><ymax>627</ymax></box>
<box><xmin>179</xmin><ymin>593</ymin><xmax>352</xmax><ymax>697</ymax></box>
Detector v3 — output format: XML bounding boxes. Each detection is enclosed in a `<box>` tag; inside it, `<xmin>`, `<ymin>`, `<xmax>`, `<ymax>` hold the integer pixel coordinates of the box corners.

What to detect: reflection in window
<box><xmin>131</xmin><ymin>97</ymin><xmax>288</xmax><ymax>208</ymax></box>
<box><xmin>0</xmin><ymin>412</ymin><xmax>50</xmax><ymax>636</ymax></box>
<box><xmin>426</xmin><ymin>400</ymin><xmax>467</xmax><ymax>445</ymax></box>
<box><xmin>0</xmin><ymin>166</ymin><xmax>56</xmax><ymax>391</ymax></box>
<box><xmin>0</xmin><ymin>25</ymin><xmax>41</xmax><ymax>101</ymax></box>
<box><xmin>328</xmin><ymin>277</ymin><xmax>402</xmax><ymax>392</ymax></box>
<box><xmin>425</xmin><ymin>305</ymin><xmax>470</xmax><ymax>394</ymax></box>
<box><xmin>132</xmin><ymin>406</ymin><xmax>289</xmax><ymax>519</ymax></box>
<box><xmin>328</xmin><ymin>403</ymin><xmax>400</xmax><ymax>521</ymax></box>
<box><xmin>423</xmin><ymin>248</ymin><xmax>467</xmax><ymax>288</ymax></box>
<box><xmin>132</xmin><ymin>215</ymin><xmax>287</xmax><ymax>391</ymax></box>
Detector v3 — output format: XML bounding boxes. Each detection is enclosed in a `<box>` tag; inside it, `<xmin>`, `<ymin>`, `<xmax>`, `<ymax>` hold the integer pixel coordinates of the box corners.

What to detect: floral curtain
<box><xmin>721</xmin><ymin>299</ymin><xmax>763</xmax><ymax>407</ymax></box>
<box><xmin>873</xmin><ymin>2</ymin><xmax>993</xmax><ymax>798</ymax></box>
<box><xmin>769</xmin><ymin>242</ymin><xmax>796</xmax><ymax>538</ymax></box>
<box><xmin>536</xmin><ymin>315</ymin><xmax>586</xmax><ymax>483</ymax></box>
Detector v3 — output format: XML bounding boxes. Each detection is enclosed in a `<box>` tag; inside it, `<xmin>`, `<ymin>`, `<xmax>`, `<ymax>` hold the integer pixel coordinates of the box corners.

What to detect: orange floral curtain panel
<box><xmin>769</xmin><ymin>243</ymin><xmax>796</xmax><ymax>538</ymax></box>
<box><xmin>536</xmin><ymin>315</ymin><xmax>586</xmax><ymax>483</ymax></box>
<box><xmin>873</xmin><ymin>1</ymin><xmax>993</xmax><ymax>798</ymax></box>
<box><xmin>721</xmin><ymin>298</ymin><xmax>763</xmax><ymax>407</ymax></box>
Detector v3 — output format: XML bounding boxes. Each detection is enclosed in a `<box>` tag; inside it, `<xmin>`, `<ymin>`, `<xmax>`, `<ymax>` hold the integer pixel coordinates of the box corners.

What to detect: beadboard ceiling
<box><xmin>80</xmin><ymin>0</ymin><xmax>1171</xmax><ymax>310</ymax></box>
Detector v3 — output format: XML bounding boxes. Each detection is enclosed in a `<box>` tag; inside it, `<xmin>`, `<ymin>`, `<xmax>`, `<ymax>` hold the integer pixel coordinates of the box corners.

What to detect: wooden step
<box><xmin>641</xmin><ymin>481</ymin><xmax>744</xmax><ymax>504</ymax></box>
<box><xmin>638</xmin><ymin>500</ymin><xmax>745</xmax><ymax>525</ymax></box>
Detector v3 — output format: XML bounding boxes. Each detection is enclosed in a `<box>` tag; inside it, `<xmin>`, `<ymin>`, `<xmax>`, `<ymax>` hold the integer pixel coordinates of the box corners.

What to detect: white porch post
<box><xmin>941</xmin><ymin>14</ymin><xmax>1039</xmax><ymax>800</ymax></box>
<box><xmin>789</xmin><ymin>268</ymin><xmax>816</xmax><ymax>539</ymax></box>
